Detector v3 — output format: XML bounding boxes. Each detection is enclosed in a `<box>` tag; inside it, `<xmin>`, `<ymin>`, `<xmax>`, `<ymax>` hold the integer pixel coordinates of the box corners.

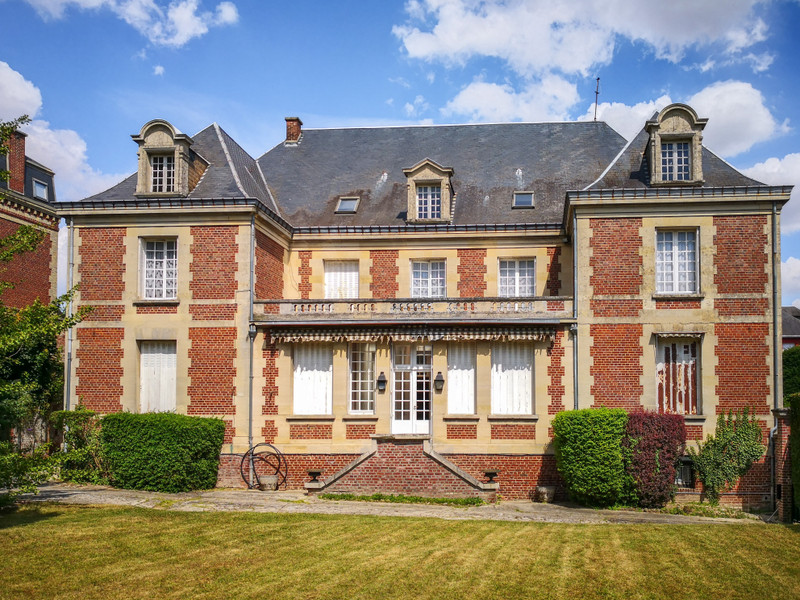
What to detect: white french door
<box><xmin>392</xmin><ymin>343</ymin><xmax>432</xmax><ymax>435</ymax></box>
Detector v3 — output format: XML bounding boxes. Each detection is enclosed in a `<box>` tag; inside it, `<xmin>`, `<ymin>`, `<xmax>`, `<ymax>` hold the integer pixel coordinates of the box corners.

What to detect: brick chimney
<box><xmin>4</xmin><ymin>131</ymin><xmax>26</xmax><ymax>193</ymax></box>
<box><xmin>285</xmin><ymin>117</ymin><xmax>303</xmax><ymax>143</ymax></box>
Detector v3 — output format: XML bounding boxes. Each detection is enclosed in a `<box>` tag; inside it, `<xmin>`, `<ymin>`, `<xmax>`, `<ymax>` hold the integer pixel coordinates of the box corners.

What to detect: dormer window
<box><xmin>32</xmin><ymin>179</ymin><xmax>48</xmax><ymax>201</ymax></box>
<box><xmin>661</xmin><ymin>142</ymin><xmax>690</xmax><ymax>181</ymax></box>
<box><xmin>151</xmin><ymin>155</ymin><xmax>175</xmax><ymax>192</ymax></box>
<box><xmin>417</xmin><ymin>185</ymin><xmax>441</xmax><ymax>219</ymax></box>
<box><xmin>132</xmin><ymin>119</ymin><xmax>207</xmax><ymax>197</ymax></box>
<box><xmin>403</xmin><ymin>159</ymin><xmax>454</xmax><ymax>224</ymax></box>
<box><xmin>645</xmin><ymin>104</ymin><xmax>707</xmax><ymax>186</ymax></box>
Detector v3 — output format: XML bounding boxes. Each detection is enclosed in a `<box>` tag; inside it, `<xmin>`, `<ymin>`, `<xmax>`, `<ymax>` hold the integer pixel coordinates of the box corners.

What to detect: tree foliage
<box><xmin>687</xmin><ymin>409</ymin><xmax>766</xmax><ymax>505</ymax></box>
<box><xmin>783</xmin><ymin>346</ymin><xmax>800</xmax><ymax>398</ymax></box>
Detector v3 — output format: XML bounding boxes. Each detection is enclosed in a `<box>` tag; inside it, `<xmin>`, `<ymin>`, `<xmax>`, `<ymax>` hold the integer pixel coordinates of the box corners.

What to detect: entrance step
<box><xmin>305</xmin><ymin>434</ymin><xmax>497</xmax><ymax>501</ymax></box>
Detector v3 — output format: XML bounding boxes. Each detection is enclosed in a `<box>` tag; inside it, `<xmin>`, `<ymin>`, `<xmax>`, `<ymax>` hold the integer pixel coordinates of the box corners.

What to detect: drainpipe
<box><xmin>572</xmin><ymin>209</ymin><xmax>579</xmax><ymax>411</ymax></box>
<box><xmin>247</xmin><ymin>215</ymin><xmax>257</xmax><ymax>486</ymax></box>
<box><xmin>770</xmin><ymin>200</ymin><xmax>781</xmax><ymax>510</ymax></box>
<box><xmin>64</xmin><ymin>217</ymin><xmax>75</xmax><ymax>412</ymax></box>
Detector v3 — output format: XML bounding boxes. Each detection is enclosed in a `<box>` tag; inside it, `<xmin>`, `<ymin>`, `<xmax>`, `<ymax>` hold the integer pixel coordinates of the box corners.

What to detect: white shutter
<box><xmin>140</xmin><ymin>341</ymin><xmax>176</xmax><ymax>412</ymax></box>
<box><xmin>448</xmin><ymin>343</ymin><xmax>475</xmax><ymax>414</ymax></box>
<box><xmin>491</xmin><ymin>343</ymin><xmax>532</xmax><ymax>414</ymax></box>
<box><xmin>324</xmin><ymin>261</ymin><xmax>359</xmax><ymax>298</ymax></box>
<box><xmin>293</xmin><ymin>344</ymin><xmax>333</xmax><ymax>414</ymax></box>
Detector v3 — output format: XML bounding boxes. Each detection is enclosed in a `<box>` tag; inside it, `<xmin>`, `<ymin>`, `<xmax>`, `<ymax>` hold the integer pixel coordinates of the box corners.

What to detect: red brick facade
<box><xmin>589</xmin><ymin>323</ymin><xmax>644</xmax><ymax>409</ymax></box>
<box><xmin>83</xmin><ymin>305</ymin><xmax>125</xmax><ymax>321</ymax></box>
<box><xmin>135</xmin><ymin>304</ymin><xmax>177</xmax><ymax>315</ymax></box>
<box><xmin>5</xmin><ymin>132</ymin><xmax>25</xmax><ymax>194</ymax></box>
<box><xmin>75</xmin><ymin>327</ymin><xmax>124</xmax><ymax>412</ymax></box>
<box><xmin>255</xmin><ymin>230</ymin><xmax>284</xmax><ymax>300</ymax></box>
<box><xmin>490</xmin><ymin>423</ymin><xmax>536</xmax><ymax>439</ymax></box>
<box><xmin>714</xmin><ymin>323</ymin><xmax>771</xmax><ymax>415</ymax></box>
<box><xmin>298</xmin><ymin>250</ymin><xmax>312</xmax><ymax>299</ymax></box>
<box><xmin>456</xmin><ymin>248</ymin><xmax>486</xmax><ymax>297</ymax></box>
<box><xmin>547</xmin><ymin>330</ymin><xmax>566</xmax><ymax>415</ymax></box>
<box><xmin>189</xmin><ymin>304</ymin><xmax>237</xmax><ymax>320</ymax></box>
<box><xmin>446</xmin><ymin>454</ymin><xmax>563</xmax><ymax>500</ymax></box>
<box><xmin>369</xmin><ymin>250</ymin><xmax>399</xmax><ymax>298</ymax></box>
<box><xmin>79</xmin><ymin>228</ymin><xmax>126</xmax><ymax>301</ymax></box>
<box><xmin>190</xmin><ymin>226</ymin><xmax>238</xmax><ymax>300</ymax></box>
<box><xmin>187</xmin><ymin>327</ymin><xmax>237</xmax><ymax>417</ymax></box>
<box><xmin>589</xmin><ymin>218</ymin><xmax>642</xmax><ymax>296</ymax></box>
<box><xmin>289</xmin><ymin>423</ymin><xmax>333</xmax><ymax>439</ymax></box>
<box><xmin>345</xmin><ymin>422</ymin><xmax>377</xmax><ymax>439</ymax></box>
<box><xmin>446</xmin><ymin>423</ymin><xmax>477</xmax><ymax>439</ymax></box>
<box><xmin>713</xmin><ymin>216</ymin><xmax>768</xmax><ymax>295</ymax></box>
<box><xmin>546</xmin><ymin>246</ymin><xmax>562</xmax><ymax>296</ymax></box>
<box><xmin>0</xmin><ymin>206</ymin><xmax>56</xmax><ymax>308</ymax></box>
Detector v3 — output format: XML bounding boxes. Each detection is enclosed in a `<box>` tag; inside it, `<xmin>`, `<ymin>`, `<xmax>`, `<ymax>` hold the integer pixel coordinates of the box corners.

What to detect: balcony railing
<box><xmin>254</xmin><ymin>296</ymin><xmax>573</xmax><ymax>323</ymax></box>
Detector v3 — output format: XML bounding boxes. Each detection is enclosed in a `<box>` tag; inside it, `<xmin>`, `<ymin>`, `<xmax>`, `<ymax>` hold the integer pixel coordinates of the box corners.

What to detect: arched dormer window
<box><xmin>645</xmin><ymin>104</ymin><xmax>707</xmax><ymax>186</ymax></box>
<box><xmin>132</xmin><ymin>119</ymin><xmax>207</xmax><ymax>197</ymax></box>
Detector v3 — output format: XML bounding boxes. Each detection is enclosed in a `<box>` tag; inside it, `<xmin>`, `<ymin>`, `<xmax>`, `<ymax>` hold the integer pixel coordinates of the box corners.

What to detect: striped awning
<box><xmin>268</xmin><ymin>325</ymin><xmax>556</xmax><ymax>344</ymax></box>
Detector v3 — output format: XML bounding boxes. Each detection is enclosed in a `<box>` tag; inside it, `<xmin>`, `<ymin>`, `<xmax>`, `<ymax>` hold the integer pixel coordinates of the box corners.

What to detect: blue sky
<box><xmin>2</xmin><ymin>0</ymin><xmax>800</xmax><ymax>301</ymax></box>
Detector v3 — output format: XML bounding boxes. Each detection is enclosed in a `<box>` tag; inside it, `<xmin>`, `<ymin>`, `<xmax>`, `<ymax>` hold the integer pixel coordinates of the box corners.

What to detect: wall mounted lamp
<box><xmin>376</xmin><ymin>372</ymin><xmax>387</xmax><ymax>393</ymax></box>
<box><xmin>434</xmin><ymin>371</ymin><xmax>445</xmax><ymax>392</ymax></box>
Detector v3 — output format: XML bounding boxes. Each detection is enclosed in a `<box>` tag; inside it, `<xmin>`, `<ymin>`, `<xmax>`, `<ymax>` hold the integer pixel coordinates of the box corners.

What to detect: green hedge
<box><xmin>552</xmin><ymin>407</ymin><xmax>630</xmax><ymax>507</ymax></box>
<box><xmin>100</xmin><ymin>413</ymin><xmax>225</xmax><ymax>493</ymax></box>
<box><xmin>788</xmin><ymin>394</ymin><xmax>800</xmax><ymax>515</ymax></box>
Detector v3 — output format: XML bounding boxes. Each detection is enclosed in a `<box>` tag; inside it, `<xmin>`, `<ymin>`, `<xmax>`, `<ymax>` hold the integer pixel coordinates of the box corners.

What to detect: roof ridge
<box><xmin>256</xmin><ymin>160</ymin><xmax>282</xmax><ymax>217</ymax></box>
<box><xmin>213</xmin><ymin>123</ymin><xmax>247</xmax><ymax>197</ymax></box>
<box><xmin>581</xmin><ymin>129</ymin><xmax>641</xmax><ymax>191</ymax></box>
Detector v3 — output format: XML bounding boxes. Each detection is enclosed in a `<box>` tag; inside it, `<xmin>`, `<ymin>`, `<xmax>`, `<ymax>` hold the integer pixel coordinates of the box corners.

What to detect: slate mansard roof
<box><xmin>72</xmin><ymin>115</ymin><xmax>769</xmax><ymax>228</ymax></box>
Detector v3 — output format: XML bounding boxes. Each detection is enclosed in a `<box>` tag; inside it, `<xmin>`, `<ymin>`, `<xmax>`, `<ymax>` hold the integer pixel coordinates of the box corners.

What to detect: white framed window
<box><xmin>656</xmin><ymin>338</ymin><xmax>699</xmax><ymax>415</ymax></box>
<box><xmin>140</xmin><ymin>341</ymin><xmax>176</xmax><ymax>413</ymax></box>
<box><xmin>151</xmin><ymin>155</ymin><xmax>175</xmax><ymax>193</ymax></box>
<box><xmin>32</xmin><ymin>179</ymin><xmax>49</xmax><ymax>201</ymax></box>
<box><xmin>336</xmin><ymin>197</ymin><xmax>359</xmax><ymax>213</ymax></box>
<box><xmin>392</xmin><ymin>343</ymin><xmax>432</xmax><ymax>434</ymax></box>
<box><xmin>661</xmin><ymin>142</ymin><xmax>690</xmax><ymax>181</ymax></box>
<box><xmin>656</xmin><ymin>230</ymin><xmax>697</xmax><ymax>294</ymax></box>
<box><xmin>141</xmin><ymin>239</ymin><xmax>178</xmax><ymax>300</ymax></box>
<box><xmin>293</xmin><ymin>344</ymin><xmax>333</xmax><ymax>415</ymax></box>
<box><xmin>324</xmin><ymin>260</ymin><xmax>359</xmax><ymax>299</ymax></box>
<box><xmin>491</xmin><ymin>343</ymin><xmax>533</xmax><ymax>415</ymax></box>
<box><xmin>350</xmin><ymin>343</ymin><xmax>375</xmax><ymax>413</ymax></box>
<box><xmin>416</xmin><ymin>185</ymin><xmax>442</xmax><ymax>219</ymax></box>
<box><xmin>512</xmin><ymin>191</ymin><xmax>534</xmax><ymax>208</ymax></box>
<box><xmin>411</xmin><ymin>260</ymin><xmax>446</xmax><ymax>298</ymax></box>
<box><xmin>499</xmin><ymin>259</ymin><xmax>535</xmax><ymax>297</ymax></box>
<box><xmin>447</xmin><ymin>342</ymin><xmax>475</xmax><ymax>414</ymax></box>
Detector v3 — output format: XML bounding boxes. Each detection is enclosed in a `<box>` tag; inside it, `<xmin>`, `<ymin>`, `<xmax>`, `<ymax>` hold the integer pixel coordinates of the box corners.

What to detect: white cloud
<box><xmin>394</xmin><ymin>0</ymin><xmax>770</xmax><ymax>77</ymax></box>
<box><xmin>0</xmin><ymin>62</ymin><xmax>126</xmax><ymax>203</ymax></box>
<box><xmin>783</xmin><ymin>257</ymin><xmax>800</xmax><ymax>306</ymax></box>
<box><xmin>687</xmin><ymin>81</ymin><xmax>789</xmax><ymax>157</ymax></box>
<box><xmin>0</xmin><ymin>61</ymin><xmax>43</xmax><ymax>119</ymax></box>
<box><xmin>442</xmin><ymin>75</ymin><xmax>579</xmax><ymax>122</ymax></box>
<box><xmin>153</xmin><ymin>64</ymin><xmax>165</xmax><ymax>76</ymax></box>
<box><xmin>404</xmin><ymin>94</ymin><xmax>430</xmax><ymax>117</ymax></box>
<box><xmin>23</xmin><ymin>0</ymin><xmax>238</xmax><ymax>47</ymax></box>
<box><xmin>742</xmin><ymin>154</ymin><xmax>800</xmax><ymax>234</ymax></box>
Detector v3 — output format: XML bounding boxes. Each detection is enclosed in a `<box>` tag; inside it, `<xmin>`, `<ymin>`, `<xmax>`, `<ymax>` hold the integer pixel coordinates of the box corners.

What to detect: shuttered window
<box><xmin>448</xmin><ymin>342</ymin><xmax>476</xmax><ymax>414</ymax></box>
<box><xmin>491</xmin><ymin>343</ymin><xmax>533</xmax><ymax>414</ymax></box>
<box><xmin>293</xmin><ymin>344</ymin><xmax>333</xmax><ymax>414</ymax></box>
<box><xmin>657</xmin><ymin>339</ymin><xmax>699</xmax><ymax>415</ymax></box>
<box><xmin>324</xmin><ymin>260</ymin><xmax>359</xmax><ymax>299</ymax></box>
<box><xmin>140</xmin><ymin>341</ymin><xmax>176</xmax><ymax>413</ymax></box>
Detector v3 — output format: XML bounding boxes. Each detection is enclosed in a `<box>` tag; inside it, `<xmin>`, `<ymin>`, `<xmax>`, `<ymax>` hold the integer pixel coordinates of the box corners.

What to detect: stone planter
<box><xmin>257</xmin><ymin>475</ymin><xmax>279</xmax><ymax>491</ymax></box>
<box><xmin>534</xmin><ymin>485</ymin><xmax>556</xmax><ymax>503</ymax></box>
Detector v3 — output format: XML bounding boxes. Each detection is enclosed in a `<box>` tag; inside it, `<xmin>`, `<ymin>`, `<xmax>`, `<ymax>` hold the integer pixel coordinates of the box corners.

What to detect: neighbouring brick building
<box><xmin>57</xmin><ymin>105</ymin><xmax>793</xmax><ymax>516</ymax></box>
<box><xmin>1</xmin><ymin>128</ymin><xmax>58</xmax><ymax>308</ymax></box>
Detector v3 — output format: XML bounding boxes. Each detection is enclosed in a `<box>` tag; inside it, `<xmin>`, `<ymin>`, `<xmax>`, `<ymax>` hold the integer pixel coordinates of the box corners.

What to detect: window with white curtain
<box><xmin>140</xmin><ymin>341</ymin><xmax>176</xmax><ymax>413</ymax></box>
<box><xmin>324</xmin><ymin>260</ymin><xmax>359</xmax><ymax>299</ymax></box>
<box><xmin>141</xmin><ymin>238</ymin><xmax>177</xmax><ymax>299</ymax></box>
<box><xmin>491</xmin><ymin>343</ymin><xmax>533</xmax><ymax>415</ymax></box>
<box><xmin>656</xmin><ymin>230</ymin><xmax>697</xmax><ymax>294</ymax></box>
<box><xmin>447</xmin><ymin>342</ymin><xmax>476</xmax><ymax>414</ymax></box>
<box><xmin>411</xmin><ymin>260</ymin><xmax>446</xmax><ymax>298</ymax></box>
<box><xmin>350</xmin><ymin>343</ymin><xmax>375</xmax><ymax>413</ymax></box>
<box><xmin>293</xmin><ymin>344</ymin><xmax>333</xmax><ymax>414</ymax></box>
<box><xmin>499</xmin><ymin>259</ymin><xmax>535</xmax><ymax>297</ymax></box>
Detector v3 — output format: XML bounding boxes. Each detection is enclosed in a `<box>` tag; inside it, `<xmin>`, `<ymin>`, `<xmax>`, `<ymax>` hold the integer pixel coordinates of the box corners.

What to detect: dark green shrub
<box><xmin>783</xmin><ymin>347</ymin><xmax>800</xmax><ymax>397</ymax></box>
<box><xmin>552</xmin><ymin>407</ymin><xmax>629</xmax><ymax>507</ymax></box>
<box><xmin>687</xmin><ymin>409</ymin><xmax>766</xmax><ymax>505</ymax></box>
<box><xmin>622</xmin><ymin>412</ymin><xmax>687</xmax><ymax>508</ymax></box>
<box><xmin>788</xmin><ymin>393</ymin><xmax>800</xmax><ymax>515</ymax></box>
<box><xmin>0</xmin><ymin>441</ymin><xmax>54</xmax><ymax>507</ymax></box>
<box><xmin>101</xmin><ymin>413</ymin><xmax>225</xmax><ymax>493</ymax></box>
<box><xmin>51</xmin><ymin>405</ymin><xmax>107</xmax><ymax>484</ymax></box>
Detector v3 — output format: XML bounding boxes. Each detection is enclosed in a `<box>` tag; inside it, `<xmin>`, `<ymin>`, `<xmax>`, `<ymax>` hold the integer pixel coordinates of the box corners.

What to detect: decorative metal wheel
<box><xmin>240</xmin><ymin>443</ymin><xmax>287</xmax><ymax>490</ymax></box>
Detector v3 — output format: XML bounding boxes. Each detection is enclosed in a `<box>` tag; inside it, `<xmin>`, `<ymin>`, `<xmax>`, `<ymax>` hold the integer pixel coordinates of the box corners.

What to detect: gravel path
<box><xmin>18</xmin><ymin>483</ymin><xmax>769</xmax><ymax>525</ymax></box>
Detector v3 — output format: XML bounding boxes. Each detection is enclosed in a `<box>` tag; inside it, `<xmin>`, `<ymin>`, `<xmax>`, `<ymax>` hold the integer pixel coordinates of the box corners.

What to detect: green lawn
<box><xmin>1</xmin><ymin>504</ymin><xmax>798</xmax><ymax>600</ymax></box>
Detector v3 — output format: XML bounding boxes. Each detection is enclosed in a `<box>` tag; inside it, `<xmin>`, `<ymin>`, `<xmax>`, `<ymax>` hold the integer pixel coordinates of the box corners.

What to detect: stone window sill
<box><xmin>133</xmin><ymin>299</ymin><xmax>180</xmax><ymax>306</ymax></box>
<box><xmin>683</xmin><ymin>414</ymin><xmax>706</xmax><ymax>423</ymax></box>
<box><xmin>487</xmin><ymin>414</ymin><xmax>539</xmax><ymax>422</ymax></box>
<box><xmin>342</xmin><ymin>415</ymin><xmax>379</xmax><ymax>422</ymax></box>
<box><xmin>443</xmin><ymin>415</ymin><xmax>480</xmax><ymax>422</ymax></box>
<box><xmin>285</xmin><ymin>415</ymin><xmax>335</xmax><ymax>422</ymax></box>
<box><xmin>652</xmin><ymin>293</ymin><xmax>704</xmax><ymax>301</ymax></box>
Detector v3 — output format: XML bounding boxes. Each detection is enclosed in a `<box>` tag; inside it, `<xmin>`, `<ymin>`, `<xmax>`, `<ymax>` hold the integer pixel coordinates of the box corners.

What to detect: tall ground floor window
<box><xmin>392</xmin><ymin>343</ymin><xmax>432</xmax><ymax>434</ymax></box>
<box><xmin>140</xmin><ymin>340</ymin><xmax>176</xmax><ymax>412</ymax></box>
<box><xmin>447</xmin><ymin>342</ymin><xmax>475</xmax><ymax>414</ymax></box>
<box><xmin>491</xmin><ymin>343</ymin><xmax>533</xmax><ymax>415</ymax></box>
<box><xmin>656</xmin><ymin>338</ymin><xmax>699</xmax><ymax>415</ymax></box>
<box><xmin>350</xmin><ymin>343</ymin><xmax>376</xmax><ymax>413</ymax></box>
<box><xmin>293</xmin><ymin>344</ymin><xmax>333</xmax><ymax>415</ymax></box>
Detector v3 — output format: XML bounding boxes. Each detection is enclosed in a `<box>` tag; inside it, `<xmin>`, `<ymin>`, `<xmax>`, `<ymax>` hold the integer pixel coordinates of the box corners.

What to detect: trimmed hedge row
<box><xmin>553</xmin><ymin>408</ymin><xmax>687</xmax><ymax>508</ymax></box>
<box><xmin>101</xmin><ymin>412</ymin><xmax>225</xmax><ymax>493</ymax></box>
<box><xmin>787</xmin><ymin>394</ymin><xmax>800</xmax><ymax>515</ymax></box>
